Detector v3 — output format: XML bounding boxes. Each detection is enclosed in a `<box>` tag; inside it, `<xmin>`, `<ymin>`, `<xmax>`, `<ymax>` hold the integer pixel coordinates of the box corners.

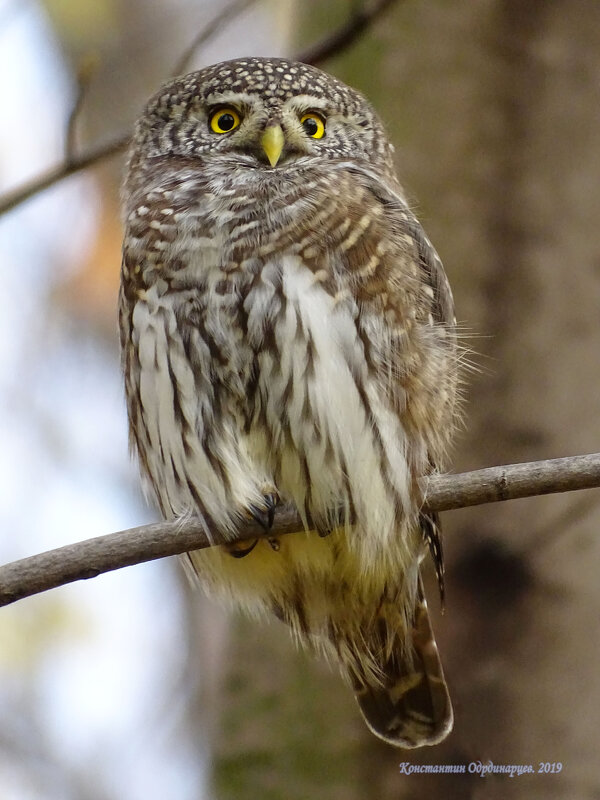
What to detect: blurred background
<box><xmin>1</xmin><ymin>1</ymin><xmax>599</xmax><ymax>798</ymax></box>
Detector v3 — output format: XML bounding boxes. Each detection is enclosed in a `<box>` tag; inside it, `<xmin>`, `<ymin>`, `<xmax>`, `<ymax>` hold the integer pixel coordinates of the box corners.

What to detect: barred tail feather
<box><xmin>351</xmin><ymin>581</ymin><xmax>453</xmax><ymax>748</ymax></box>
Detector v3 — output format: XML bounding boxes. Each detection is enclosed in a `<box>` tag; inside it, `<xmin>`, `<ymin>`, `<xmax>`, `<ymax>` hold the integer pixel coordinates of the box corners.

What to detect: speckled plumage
<box><xmin>120</xmin><ymin>57</ymin><xmax>459</xmax><ymax>748</ymax></box>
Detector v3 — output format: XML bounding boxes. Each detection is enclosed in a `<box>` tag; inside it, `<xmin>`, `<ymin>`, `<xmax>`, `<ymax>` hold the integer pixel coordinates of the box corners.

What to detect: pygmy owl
<box><xmin>119</xmin><ymin>57</ymin><xmax>459</xmax><ymax>748</ymax></box>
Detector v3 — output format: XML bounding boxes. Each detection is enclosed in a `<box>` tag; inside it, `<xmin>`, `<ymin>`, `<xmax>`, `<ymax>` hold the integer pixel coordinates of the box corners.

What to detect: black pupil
<box><xmin>218</xmin><ymin>113</ymin><xmax>235</xmax><ymax>131</ymax></box>
<box><xmin>303</xmin><ymin>117</ymin><xmax>319</xmax><ymax>136</ymax></box>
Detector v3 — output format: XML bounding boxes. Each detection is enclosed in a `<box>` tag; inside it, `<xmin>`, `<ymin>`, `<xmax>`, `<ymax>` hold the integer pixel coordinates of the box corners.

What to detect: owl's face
<box><xmin>132</xmin><ymin>57</ymin><xmax>395</xmax><ymax>176</ymax></box>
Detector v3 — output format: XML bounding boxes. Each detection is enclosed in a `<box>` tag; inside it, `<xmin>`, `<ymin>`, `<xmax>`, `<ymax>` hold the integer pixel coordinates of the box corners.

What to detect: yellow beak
<box><xmin>261</xmin><ymin>124</ymin><xmax>285</xmax><ymax>167</ymax></box>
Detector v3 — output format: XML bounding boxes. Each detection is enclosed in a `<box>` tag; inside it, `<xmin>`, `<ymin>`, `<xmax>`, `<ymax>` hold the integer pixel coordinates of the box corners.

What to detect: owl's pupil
<box><xmin>302</xmin><ymin>117</ymin><xmax>319</xmax><ymax>136</ymax></box>
<box><xmin>218</xmin><ymin>113</ymin><xmax>235</xmax><ymax>131</ymax></box>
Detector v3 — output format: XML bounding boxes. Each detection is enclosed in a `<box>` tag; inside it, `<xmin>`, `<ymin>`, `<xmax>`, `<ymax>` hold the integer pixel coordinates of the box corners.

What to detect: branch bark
<box><xmin>1</xmin><ymin>453</ymin><xmax>599</xmax><ymax>608</ymax></box>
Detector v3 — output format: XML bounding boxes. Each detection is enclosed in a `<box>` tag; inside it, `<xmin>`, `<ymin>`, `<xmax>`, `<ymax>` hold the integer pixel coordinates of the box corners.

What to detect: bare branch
<box><xmin>170</xmin><ymin>0</ymin><xmax>259</xmax><ymax>78</ymax></box>
<box><xmin>1</xmin><ymin>453</ymin><xmax>599</xmax><ymax>608</ymax></box>
<box><xmin>0</xmin><ymin>135</ymin><xmax>130</xmax><ymax>216</ymax></box>
<box><xmin>421</xmin><ymin>452</ymin><xmax>600</xmax><ymax>510</ymax></box>
<box><xmin>65</xmin><ymin>54</ymin><xmax>99</xmax><ymax>162</ymax></box>
<box><xmin>296</xmin><ymin>0</ymin><xmax>401</xmax><ymax>66</ymax></box>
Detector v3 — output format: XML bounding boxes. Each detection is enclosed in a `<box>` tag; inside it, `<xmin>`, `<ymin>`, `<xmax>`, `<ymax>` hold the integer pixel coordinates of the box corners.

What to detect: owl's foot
<box><xmin>248</xmin><ymin>490</ymin><xmax>280</xmax><ymax>531</ymax></box>
<box><xmin>251</xmin><ymin>492</ymin><xmax>282</xmax><ymax>552</ymax></box>
<box><xmin>225</xmin><ymin>491</ymin><xmax>280</xmax><ymax>559</ymax></box>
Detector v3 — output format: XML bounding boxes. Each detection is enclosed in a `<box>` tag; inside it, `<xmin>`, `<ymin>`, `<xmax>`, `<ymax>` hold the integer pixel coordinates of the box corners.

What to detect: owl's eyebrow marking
<box><xmin>204</xmin><ymin>90</ymin><xmax>255</xmax><ymax>108</ymax></box>
<box><xmin>285</xmin><ymin>95</ymin><xmax>330</xmax><ymax>112</ymax></box>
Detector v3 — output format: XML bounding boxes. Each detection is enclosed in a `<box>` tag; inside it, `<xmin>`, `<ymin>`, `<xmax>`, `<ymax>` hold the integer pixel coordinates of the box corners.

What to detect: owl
<box><xmin>119</xmin><ymin>57</ymin><xmax>459</xmax><ymax>748</ymax></box>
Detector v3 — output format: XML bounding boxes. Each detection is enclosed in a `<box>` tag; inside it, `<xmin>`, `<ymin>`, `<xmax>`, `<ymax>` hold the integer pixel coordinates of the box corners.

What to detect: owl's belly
<box><xmin>244</xmin><ymin>256</ymin><xmax>413</xmax><ymax>541</ymax></box>
<box><xmin>194</xmin><ymin>254</ymin><xmax>418</xmax><ymax>605</ymax></box>
<box><xmin>133</xmin><ymin>254</ymin><xmax>417</xmax><ymax>610</ymax></box>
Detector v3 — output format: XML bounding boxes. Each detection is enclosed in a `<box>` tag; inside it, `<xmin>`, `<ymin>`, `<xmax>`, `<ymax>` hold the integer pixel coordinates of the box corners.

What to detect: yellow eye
<box><xmin>209</xmin><ymin>107</ymin><xmax>241</xmax><ymax>134</ymax></box>
<box><xmin>300</xmin><ymin>112</ymin><xmax>325</xmax><ymax>139</ymax></box>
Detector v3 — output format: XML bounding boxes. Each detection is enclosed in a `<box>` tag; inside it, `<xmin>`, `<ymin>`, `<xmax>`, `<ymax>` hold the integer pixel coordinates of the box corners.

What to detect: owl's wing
<box><xmin>349</xmin><ymin>165</ymin><xmax>456</xmax><ymax>329</ymax></box>
<box><xmin>340</xmin><ymin>165</ymin><xmax>457</xmax><ymax>575</ymax></box>
<box><xmin>332</xmin><ymin>167</ymin><xmax>455</xmax><ymax>746</ymax></box>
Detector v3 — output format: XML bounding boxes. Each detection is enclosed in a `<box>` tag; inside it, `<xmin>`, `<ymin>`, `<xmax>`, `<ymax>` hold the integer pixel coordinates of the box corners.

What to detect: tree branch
<box><xmin>65</xmin><ymin>54</ymin><xmax>99</xmax><ymax>163</ymax></box>
<box><xmin>0</xmin><ymin>0</ymin><xmax>403</xmax><ymax>217</ymax></box>
<box><xmin>297</xmin><ymin>0</ymin><xmax>401</xmax><ymax>66</ymax></box>
<box><xmin>1</xmin><ymin>453</ymin><xmax>599</xmax><ymax>608</ymax></box>
<box><xmin>0</xmin><ymin>135</ymin><xmax>131</xmax><ymax>216</ymax></box>
<box><xmin>170</xmin><ymin>0</ymin><xmax>260</xmax><ymax>78</ymax></box>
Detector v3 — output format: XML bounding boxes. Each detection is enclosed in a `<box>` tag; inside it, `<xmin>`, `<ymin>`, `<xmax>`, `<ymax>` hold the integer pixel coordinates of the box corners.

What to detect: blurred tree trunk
<box><xmin>212</xmin><ymin>2</ymin><xmax>600</xmax><ymax>799</ymax></box>
<box><xmin>382</xmin><ymin>3</ymin><xmax>600</xmax><ymax>799</ymax></box>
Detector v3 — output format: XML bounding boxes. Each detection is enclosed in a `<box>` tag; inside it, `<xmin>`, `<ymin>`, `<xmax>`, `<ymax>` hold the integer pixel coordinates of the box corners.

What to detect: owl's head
<box><xmin>131</xmin><ymin>57</ymin><xmax>395</xmax><ymax>175</ymax></box>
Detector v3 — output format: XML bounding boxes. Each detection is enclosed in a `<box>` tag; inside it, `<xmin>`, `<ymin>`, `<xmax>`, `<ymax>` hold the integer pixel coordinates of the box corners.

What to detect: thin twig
<box><xmin>0</xmin><ymin>135</ymin><xmax>131</xmax><ymax>216</ymax></box>
<box><xmin>65</xmin><ymin>54</ymin><xmax>99</xmax><ymax>163</ymax></box>
<box><xmin>296</xmin><ymin>0</ymin><xmax>400</xmax><ymax>66</ymax></box>
<box><xmin>171</xmin><ymin>0</ymin><xmax>259</xmax><ymax>77</ymax></box>
<box><xmin>1</xmin><ymin>453</ymin><xmax>599</xmax><ymax>608</ymax></box>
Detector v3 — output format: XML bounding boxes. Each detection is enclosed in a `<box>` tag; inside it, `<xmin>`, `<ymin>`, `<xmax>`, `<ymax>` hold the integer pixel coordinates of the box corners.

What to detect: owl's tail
<box><xmin>350</xmin><ymin>581</ymin><xmax>453</xmax><ymax>748</ymax></box>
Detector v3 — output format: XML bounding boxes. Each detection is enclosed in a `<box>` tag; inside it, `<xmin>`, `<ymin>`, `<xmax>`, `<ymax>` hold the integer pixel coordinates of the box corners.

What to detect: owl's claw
<box><xmin>227</xmin><ymin>491</ymin><xmax>280</xmax><ymax>558</ymax></box>
<box><xmin>248</xmin><ymin>491</ymin><xmax>279</xmax><ymax>531</ymax></box>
